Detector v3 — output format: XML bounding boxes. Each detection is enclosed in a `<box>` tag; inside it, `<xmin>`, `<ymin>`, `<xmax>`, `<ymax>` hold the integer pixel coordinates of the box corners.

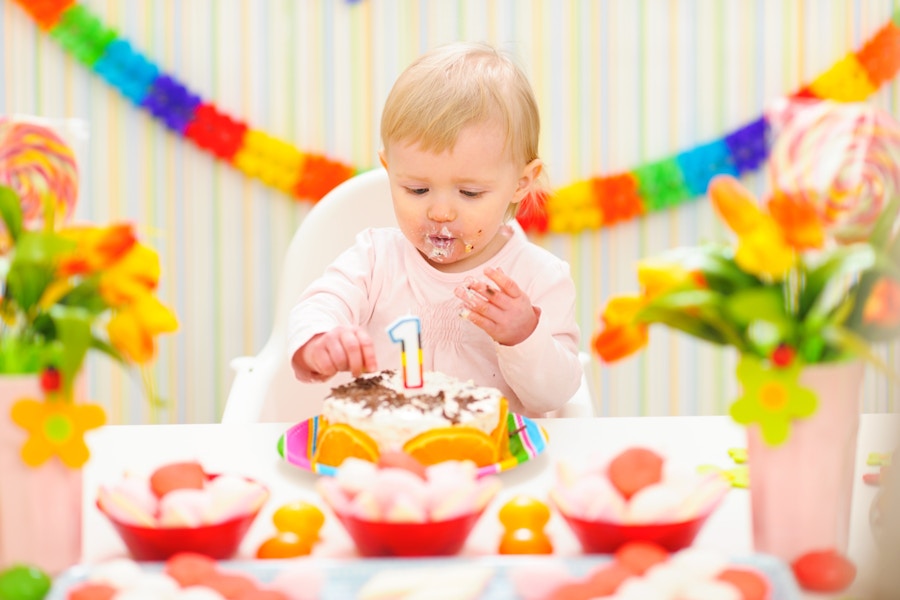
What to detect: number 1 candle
<box><xmin>387</xmin><ymin>316</ymin><xmax>424</xmax><ymax>388</ymax></box>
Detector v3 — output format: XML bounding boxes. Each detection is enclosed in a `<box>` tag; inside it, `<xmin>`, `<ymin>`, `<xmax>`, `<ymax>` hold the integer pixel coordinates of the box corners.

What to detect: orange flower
<box><xmin>592</xmin><ymin>296</ymin><xmax>649</xmax><ymax>362</ymax></box>
<box><xmin>767</xmin><ymin>191</ymin><xmax>825</xmax><ymax>250</ymax></box>
<box><xmin>708</xmin><ymin>175</ymin><xmax>767</xmax><ymax>235</ymax></box>
<box><xmin>57</xmin><ymin>224</ymin><xmax>137</xmax><ymax>276</ymax></box>
<box><xmin>863</xmin><ymin>278</ymin><xmax>900</xmax><ymax>327</ymax></box>
<box><xmin>10</xmin><ymin>397</ymin><xmax>106</xmax><ymax>468</ymax></box>
<box><xmin>709</xmin><ymin>175</ymin><xmax>797</xmax><ymax>280</ymax></box>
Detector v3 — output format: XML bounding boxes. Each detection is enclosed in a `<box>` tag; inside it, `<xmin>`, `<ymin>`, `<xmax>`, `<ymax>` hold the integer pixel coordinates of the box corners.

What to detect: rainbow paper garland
<box><xmin>13</xmin><ymin>0</ymin><xmax>356</xmax><ymax>202</ymax></box>
<box><xmin>11</xmin><ymin>0</ymin><xmax>900</xmax><ymax>234</ymax></box>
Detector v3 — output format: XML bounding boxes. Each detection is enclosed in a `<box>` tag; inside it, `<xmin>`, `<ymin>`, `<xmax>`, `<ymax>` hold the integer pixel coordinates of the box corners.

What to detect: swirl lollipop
<box><xmin>0</xmin><ymin>117</ymin><xmax>79</xmax><ymax>229</ymax></box>
<box><xmin>766</xmin><ymin>98</ymin><xmax>900</xmax><ymax>244</ymax></box>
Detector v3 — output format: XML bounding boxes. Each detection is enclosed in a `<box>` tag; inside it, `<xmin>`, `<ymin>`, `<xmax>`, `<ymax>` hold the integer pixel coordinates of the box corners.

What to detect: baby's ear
<box><xmin>517</xmin><ymin>159</ymin><xmax>543</xmax><ymax>195</ymax></box>
<box><xmin>378</xmin><ymin>149</ymin><xmax>388</xmax><ymax>169</ymax></box>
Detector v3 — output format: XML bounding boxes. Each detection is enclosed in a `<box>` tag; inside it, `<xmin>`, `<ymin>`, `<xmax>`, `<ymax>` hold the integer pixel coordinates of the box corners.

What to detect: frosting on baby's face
<box><xmin>384</xmin><ymin>123</ymin><xmax>525</xmax><ymax>273</ymax></box>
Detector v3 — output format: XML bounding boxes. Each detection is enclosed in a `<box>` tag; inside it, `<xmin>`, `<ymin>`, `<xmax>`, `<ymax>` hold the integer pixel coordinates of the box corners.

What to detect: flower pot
<box><xmin>0</xmin><ymin>375</ymin><xmax>83</xmax><ymax>574</ymax></box>
<box><xmin>746</xmin><ymin>360</ymin><xmax>864</xmax><ymax>563</ymax></box>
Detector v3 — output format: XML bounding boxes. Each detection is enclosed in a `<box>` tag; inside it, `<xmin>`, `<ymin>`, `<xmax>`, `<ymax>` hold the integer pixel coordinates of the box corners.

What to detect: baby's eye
<box><xmin>460</xmin><ymin>190</ymin><xmax>483</xmax><ymax>198</ymax></box>
<box><xmin>406</xmin><ymin>187</ymin><xmax>429</xmax><ymax>196</ymax></box>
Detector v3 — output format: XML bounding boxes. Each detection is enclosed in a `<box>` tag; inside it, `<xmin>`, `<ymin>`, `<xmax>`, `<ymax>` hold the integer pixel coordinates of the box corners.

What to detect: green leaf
<box><xmin>800</xmin><ymin>245</ymin><xmax>876</xmax><ymax>316</ymax></box>
<box><xmin>725</xmin><ymin>287</ymin><xmax>787</xmax><ymax>326</ymax></box>
<box><xmin>0</xmin><ymin>185</ymin><xmax>23</xmax><ymax>243</ymax></box>
<box><xmin>48</xmin><ymin>306</ymin><xmax>93</xmax><ymax>397</ymax></box>
<box><xmin>636</xmin><ymin>305</ymin><xmax>730</xmax><ymax>346</ymax></box>
<box><xmin>823</xmin><ymin>326</ymin><xmax>900</xmax><ymax>384</ymax></box>
<box><xmin>4</xmin><ymin>263</ymin><xmax>55</xmax><ymax>313</ymax></box>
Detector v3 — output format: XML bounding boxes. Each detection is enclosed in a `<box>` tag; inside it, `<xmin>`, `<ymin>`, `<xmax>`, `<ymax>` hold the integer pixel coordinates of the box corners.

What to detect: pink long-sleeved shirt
<box><xmin>287</xmin><ymin>227</ymin><xmax>582</xmax><ymax>416</ymax></box>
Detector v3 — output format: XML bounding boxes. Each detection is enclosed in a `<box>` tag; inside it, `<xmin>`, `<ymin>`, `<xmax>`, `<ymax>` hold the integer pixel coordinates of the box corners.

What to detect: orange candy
<box><xmin>498</xmin><ymin>527</ymin><xmax>553</xmax><ymax>555</ymax></box>
<box><xmin>614</xmin><ymin>541</ymin><xmax>670</xmax><ymax>575</ymax></box>
<box><xmin>256</xmin><ymin>531</ymin><xmax>315</xmax><ymax>559</ymax></box>
<box><xmin>164</xmin><ymin>552</ymin><xmax>218</xmax><ymax>587</ymax></box>
<box><xmin>402</xmin><ymin>426</ymin><xmax>498</xmax><ymax>467</ymax></box>
<box><xmin>149</xmin><ymin>461</ymin><xmax>207</xmax><ymax>498</ymax></box>
<box><xmin>313</xmin><ymin>423</ymin><xmax>380</xmax><ymax>467</ymax></box>
<box><xmin>606</xmin><ymin>447</ymin><xmax>664</xmax><ymax>499</ymax></box>
<box><xmin>271</xmin><ymin>501</ymin><xmax>325</xmax><ymax>538</ymax></box>
<box><xmin>717</xmin><ymin>567</ymin><xmax>771</xmax><ymax>600</ymax></box>
<box><xmin>498</xmin><ymin>495</ymin><xmax>551</xmax><ymax>530</ymax></box>
<box><xmin>67</xmin><ymin>583</ymin><xmax>116</xmax><ymax>600</ymax></box>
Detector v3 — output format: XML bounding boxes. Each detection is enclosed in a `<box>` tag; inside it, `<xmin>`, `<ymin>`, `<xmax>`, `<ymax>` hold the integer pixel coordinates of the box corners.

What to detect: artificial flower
<box><xmin>730</xmin><ymin>355</ymin><xmax>818</xmax><ymax>445</ymax></box>
<box><xmin>592</xmin><ymin>296</ymin><xmax>649</xmax><ymax>362</ymax></box>
<box><xmin>10</xmin><ymin>397</ymin><xmax>106</xmax><ymax>468</ymax></box>
<box><xmin>862</xmin><ymin>278</ymin><xmax>900</xmax><ymax>327</ymax></box>
<box><xmin>57</xmin><ymin>223</ymin><xmax>137</xmax><ymax>275</ymax></box>
<box><xmin>638</xmin><ymin>259</ymin><xmax>704</xmax><ymax>298</ymax></box>
<box><xmin>99</xmin><ymin>242</ymin><xmax>161</xmax><ymax>306</ymax></box>
<box><xmin>107</xmin><ymin>294</ymin><xmax>179</xmax><ymax>363</ymax></box>
<box><xmin>593</xmin><ymin>99</ymin><xmax>900</xmax><ymax>446</ymax></box>
<box><xmin>767</xmin><ymin>191</ymin><xmax>825</xmax><ymax>250</ymax></box>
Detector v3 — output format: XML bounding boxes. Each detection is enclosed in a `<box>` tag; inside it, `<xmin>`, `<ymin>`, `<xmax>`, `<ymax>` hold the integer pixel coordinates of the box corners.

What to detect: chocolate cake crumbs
<box><xmin>328</xmin><ymin>372</ymin><xmax>488</xmax><ymax>424</ymax></box>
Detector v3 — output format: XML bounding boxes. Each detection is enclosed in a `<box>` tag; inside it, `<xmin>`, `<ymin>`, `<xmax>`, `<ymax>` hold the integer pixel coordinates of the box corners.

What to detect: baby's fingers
<box><xmin>483</xmin><ymin>266</ymin><xmax>522</xmax><ymax>298</ymax></box>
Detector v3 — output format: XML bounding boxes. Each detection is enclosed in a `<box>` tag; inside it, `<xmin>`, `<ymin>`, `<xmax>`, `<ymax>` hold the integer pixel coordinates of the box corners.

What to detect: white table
<box><xmin>82</xmin><ymin>415</ymin><xmax>898</xmax><ymax>598</ymax></box>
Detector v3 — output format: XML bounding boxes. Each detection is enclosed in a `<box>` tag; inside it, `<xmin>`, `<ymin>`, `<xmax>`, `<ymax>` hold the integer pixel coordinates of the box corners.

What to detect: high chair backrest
<box><xmin>221</xmin><ymin>168</ymin><xmax>595</xmax><ymax>423</ymax></box>
<box><xmin>222</xmin><ymin>168</ymin><xmax>397</xmax><ymax>423</ymax></box>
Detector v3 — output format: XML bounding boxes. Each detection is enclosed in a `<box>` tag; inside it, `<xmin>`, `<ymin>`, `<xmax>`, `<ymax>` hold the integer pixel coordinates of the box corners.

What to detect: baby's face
<box><xmin>382</xmin><ymin>123</ymin><xmax>531</xmax><ymax>273</ymax></box>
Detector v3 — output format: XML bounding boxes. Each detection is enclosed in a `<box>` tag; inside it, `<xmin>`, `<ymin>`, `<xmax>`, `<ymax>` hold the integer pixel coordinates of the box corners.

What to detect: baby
<box><xmin>288</xmin><ymin>41</ymin><xmax>582</xmax><ymax>416</ymax></box>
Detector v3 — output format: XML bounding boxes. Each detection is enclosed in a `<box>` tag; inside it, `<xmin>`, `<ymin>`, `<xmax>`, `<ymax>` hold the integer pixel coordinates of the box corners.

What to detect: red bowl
<box><xmin>97</xmin><ymin>479</ymin><xmax>268</xmax><ymax>561</ymax></box>
<box><xmin>332</xmin><ymin>509</ymin><xmax>485</xmax><ymax>557</ymax></box>
<box><xmin>559</xmin><ymin>511</ymin><xmax>715</xmax><ymax>554</ymax></box>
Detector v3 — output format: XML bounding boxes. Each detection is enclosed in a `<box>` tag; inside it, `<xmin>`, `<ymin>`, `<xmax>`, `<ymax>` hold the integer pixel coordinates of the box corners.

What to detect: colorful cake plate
<box><xmin>277</xmin><ymin>413</ymin><xmax>549</xmax><ymax>477</ymax></box>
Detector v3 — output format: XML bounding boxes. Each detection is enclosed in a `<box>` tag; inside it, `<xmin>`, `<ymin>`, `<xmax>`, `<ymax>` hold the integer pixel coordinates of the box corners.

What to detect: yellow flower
<box><xmin>709</xmin><ymin>175</ymin><xmax>797</xmax><ymax>280</ymax></box>
<box><xmin>100</xmin><ymin>243</ymin><xmax>161</xmax><ymax>306</ymax></box>
<box><xmin>57</xmin><ymin>224</ymin><xmax>137</xmax><ymax>276</ymax></box>
<box><xmin>107</xmin><ymin>294</ymin><xmax>179</xmax><ymax>363</ymax></box>
<box><xmin>638</xmin><ymin>259</ymin><xmax>704</xmax><ymax>299</ymax></box>
<box><xmin>10</xmin><ymin>397</ymin><xmax>106</xmax><ymax>468</ymax></box>
<box><xmin>592</xmin><ymin>296</ymin><xmax>649</xmax><ymax>362</ymax></box>
<box><xmin>733</xmin><ymin>219</ymin><xmax>797</xmax><ymax>280</ymax></box>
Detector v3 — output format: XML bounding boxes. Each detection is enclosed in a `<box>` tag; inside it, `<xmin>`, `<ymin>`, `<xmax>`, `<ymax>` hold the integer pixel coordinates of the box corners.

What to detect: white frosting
<box><xmin>321</xmin><ymin>370</ymin><xmax>503</xmax><ymax>452</ymax></box>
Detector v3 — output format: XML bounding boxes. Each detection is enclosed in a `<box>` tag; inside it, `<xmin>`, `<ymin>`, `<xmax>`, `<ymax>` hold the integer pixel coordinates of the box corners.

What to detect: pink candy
<box><xmin>551</xmin><ymin>454</ymin><xmax>729</xmax><ymax>525</ymax></box>
<box><xmin>98</xmin><ymin>467</ymin><xmax>268</xmax><ymax>529</ymax></box>
<box><xmin>317</xmin><ymin>458</ymin><xmax>501</xmax><ymax>523</ymax></box>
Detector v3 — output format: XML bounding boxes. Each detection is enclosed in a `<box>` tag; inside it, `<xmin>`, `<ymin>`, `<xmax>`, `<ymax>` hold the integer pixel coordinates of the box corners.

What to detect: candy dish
<box><xmin>97</xmin><ymin>475</ymin><xmax>269</xmax><ymax>560</ymax></box>
<box><xmin>556</xmin><ymin>509</ymin><xmax>717</xmax><ymax>554</ymax></box>
<box><xmin>278</xmin><ymin>413</ymin><xmax>548</xmax><ymax>477</ymax></box>
<box><xmin>317</xmin><ymin>458</ymin><xmax>501</xmax><ymax>557</ymax></box>
<box><xmin>549</xmin><ymin>447</ymin><xmax>731</xmax><ymax>553</ymax></box>
<box><xmin>331</xmin><ymin>507</ymin><xmax>487</xmax><ymax>557</ymax></box>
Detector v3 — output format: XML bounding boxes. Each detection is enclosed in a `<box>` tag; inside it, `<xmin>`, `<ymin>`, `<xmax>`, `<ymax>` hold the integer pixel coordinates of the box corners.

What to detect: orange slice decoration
<box><xmin>402</xmin><ymin>426</ymin><xmax>498</xmax><ymax>467</ymax></box>
<box><xmin>312</xmin><ymin>423</ymin><xmax>380</xmax><ymax>467</ymax></box>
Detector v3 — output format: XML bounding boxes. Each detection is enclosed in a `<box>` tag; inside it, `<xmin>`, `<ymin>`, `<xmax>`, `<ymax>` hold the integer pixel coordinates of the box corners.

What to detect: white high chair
<box><xmin>221</xmin><ymin>168</ymin><xmax>595</xmax><ymax>423</ymax></box>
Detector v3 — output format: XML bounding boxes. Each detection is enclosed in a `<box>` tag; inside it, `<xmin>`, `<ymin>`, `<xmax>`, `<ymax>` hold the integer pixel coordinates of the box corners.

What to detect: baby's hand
<box><xmin>296</xmin><ymin>326</ymin><xmax>377</xmax><ymax>379</ymax></box>
<box><xmin>455</xmin><ymin>267</ymin><xmax>538</xmax><ymax>346</ymax></box>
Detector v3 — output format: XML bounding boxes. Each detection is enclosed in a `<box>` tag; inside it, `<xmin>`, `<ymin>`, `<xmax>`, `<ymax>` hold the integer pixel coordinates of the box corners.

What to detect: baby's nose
<box><xmin>427</xmin><ymin>200</ymin><xmax>455</xmax><ymax>222</ymax></box>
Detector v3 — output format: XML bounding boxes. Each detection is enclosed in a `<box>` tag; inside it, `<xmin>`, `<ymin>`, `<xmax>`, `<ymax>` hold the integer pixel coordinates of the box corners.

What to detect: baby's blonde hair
<box><xmin>380</xmin><ymin>41</ymin><xmax>541</xmax><ymax>170</ymax></box>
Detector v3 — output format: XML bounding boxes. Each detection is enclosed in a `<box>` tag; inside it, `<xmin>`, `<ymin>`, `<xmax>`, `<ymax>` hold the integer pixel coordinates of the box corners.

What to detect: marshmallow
<box><xmin>98</xmin><ymin>478</ymin><xmax>158</xmax><ymax>527</ymax></box>
<box><xmin>159</xmin><ymin>488</ymin><xmax>212</xmax><ymax>528</ymax></box>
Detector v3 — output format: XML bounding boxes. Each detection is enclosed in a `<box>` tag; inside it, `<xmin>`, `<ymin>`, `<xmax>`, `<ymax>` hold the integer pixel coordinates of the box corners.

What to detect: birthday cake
<box><xmin>313</xmin><ymin>369</ymin><xmax>509</xmax><ymax>468</ymax></box>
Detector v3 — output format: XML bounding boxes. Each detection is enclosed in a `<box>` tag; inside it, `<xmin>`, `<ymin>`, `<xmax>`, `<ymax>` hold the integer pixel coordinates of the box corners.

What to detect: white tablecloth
<box><xmin>81</xmin><ymin>414</ymin><xmax>899</xmax><ymax>598</ymax></box>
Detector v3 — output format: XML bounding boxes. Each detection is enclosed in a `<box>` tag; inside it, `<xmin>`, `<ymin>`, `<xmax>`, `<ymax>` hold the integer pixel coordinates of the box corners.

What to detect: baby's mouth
<box><xmin>427</xmin><ymin>234</ymin><xmax>455</xmax><ymax>249</ymax></box>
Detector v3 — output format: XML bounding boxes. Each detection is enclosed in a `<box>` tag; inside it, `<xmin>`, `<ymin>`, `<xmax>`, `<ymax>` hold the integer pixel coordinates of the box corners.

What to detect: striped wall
<box><xmin>2</xmin><ymin>0</ymin><xmax>899</xmax><ymax>424</ymax></box>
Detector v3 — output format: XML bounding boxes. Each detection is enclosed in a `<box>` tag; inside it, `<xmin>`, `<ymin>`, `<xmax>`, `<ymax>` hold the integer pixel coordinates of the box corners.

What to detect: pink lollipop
<box><xmin>0</xmin><ymin>117</ymin><xmax>79</xmax><ymax>227</ymax></box>
<box><xmin>766</xmin><ymin>98</ymin><xmax>900</xmax><ymax>244</ymax></box>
